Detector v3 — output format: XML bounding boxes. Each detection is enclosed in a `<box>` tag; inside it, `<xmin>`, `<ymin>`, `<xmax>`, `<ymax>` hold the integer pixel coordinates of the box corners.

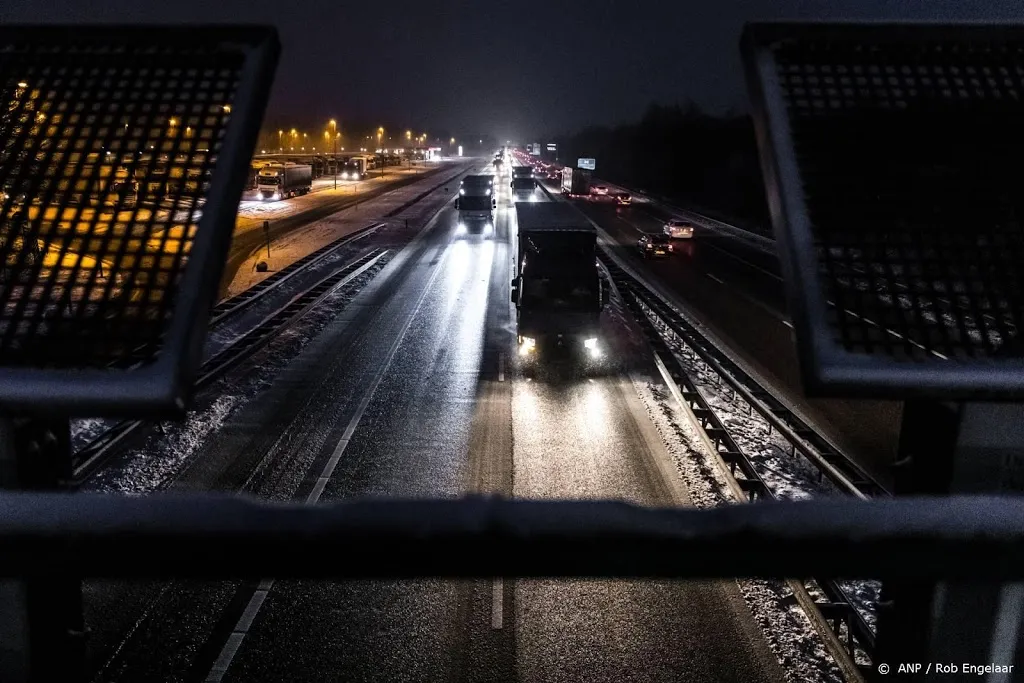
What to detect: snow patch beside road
<box><xmin>630</xmin><ymin>376</ymin><xmax>845</xmax><ymax>683</ymax></box>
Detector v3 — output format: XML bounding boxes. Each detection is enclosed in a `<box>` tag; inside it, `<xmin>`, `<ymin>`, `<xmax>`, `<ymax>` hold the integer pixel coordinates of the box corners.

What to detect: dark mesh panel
<box><xmin>0</xmin><ymin>34</ymin><xmax>242</xmax><ymax>369</ymax></box>
<box><xmin>772</xmin><ymin>36</ymin><xmax>1024</xmax><ymax>362</ymax></box>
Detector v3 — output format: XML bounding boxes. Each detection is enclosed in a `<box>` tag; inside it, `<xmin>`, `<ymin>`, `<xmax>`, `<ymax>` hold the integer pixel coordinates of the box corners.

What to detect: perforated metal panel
<box><xmin>0</xmin><ymin>26</ymin><xmax>278</xmax><ymax>416</ymax></box>
<box><xmin>743</xmin><ymin>22</ymin><xmax>1024</xmax><ymax>399</ymax></box>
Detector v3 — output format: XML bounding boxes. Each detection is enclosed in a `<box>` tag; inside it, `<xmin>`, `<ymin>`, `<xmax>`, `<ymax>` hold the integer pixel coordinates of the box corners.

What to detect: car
<box><xmin>592</xmin><ymin>185</ymin><xmax>609</xmax><ymax>195</ymax></box>
<box><xmin>637</xmin><ymin>233</ymin><xmax>672</xmax><ymax>258</ymax></box>
<box><xmin>613</xmin><ymin>192</ymin><xmax>631</xmax><ymax>206</ymax></box>
<box><xmin>663</xmin><ymin>218</ymin><xmax>694</xmax><ymax>239</ymax></box>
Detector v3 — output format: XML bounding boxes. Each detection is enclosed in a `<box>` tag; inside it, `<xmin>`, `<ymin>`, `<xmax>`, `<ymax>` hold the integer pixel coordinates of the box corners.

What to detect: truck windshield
<box><xmin>521</xmin><ymin>277</ymin><xmax>598</xmax><ymax>309</ymax></box>
<box><xmin>459</xmin><ymin>196</ymin><xmax>491</xmax><ymax>208</ymax></box>
<box><xmin>258</xmin><ymin>176</ymin><xmax>280</xmax><ymax>184</ymax></box>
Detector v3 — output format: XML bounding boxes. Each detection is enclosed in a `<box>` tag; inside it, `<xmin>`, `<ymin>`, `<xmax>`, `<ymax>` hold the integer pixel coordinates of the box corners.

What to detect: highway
<box><xmin>549</xmin><ymin>180</ymin><xmax>901</xmax><ymax>486</ymax></box>
<box><xmin>80</xmin><ymin>162</ymin><xmax>787</xmax><ymax>683</ymax></box>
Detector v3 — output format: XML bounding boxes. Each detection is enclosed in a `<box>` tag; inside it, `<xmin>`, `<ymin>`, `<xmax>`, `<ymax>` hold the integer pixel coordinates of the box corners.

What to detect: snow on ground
<box><xmin>86</xmin><ymin>393</ymin><xmax>243</xmax><ymax>494</ymax></box>
<box><xmin>226</xmin><ymin>210</ymin><xmax>386</xmax><ymax>298</ymax></box>
<box><xmin>650</xmin><ymin>313</ymin><xmax>840</xmax><ymax>501</ymax></box>
<box><xmin>630</xmin><ymin>299</ymin><xmax>883</xmax><ymax>640</ymax></box>
<box><xmin>234</xmin><ymin>165</ymin><xmax>434</xmax><ymax>234</ymax></box>
<box><xmin>599</xmin><ymin>267</ymin><xmax>876</xmax><ymax>679</ymax></box>
<box><xmin>628</xmin><ymin>375</ymin><xmax>844</xmax><ymax>683</ymax></box>
<box><xmin>594</xmin><ymin>293</ymin><xmax>842</xmax><ymax>683</ymax></box>
<box><xmin>73</xmin><ymin>418</ymin><xmax>109</xmax><ymax>448</ymax></box>
<box><xmin>84</xmin><ymin>257</ymin><xmax>392</xmax><ymax>494</ymax></box>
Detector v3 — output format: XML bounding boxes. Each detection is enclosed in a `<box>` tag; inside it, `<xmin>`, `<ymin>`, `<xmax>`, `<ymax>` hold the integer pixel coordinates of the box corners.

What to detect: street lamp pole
<box><xmin>377</xmin><ymin>127</ymin><xmax>384</xmax><ymax>179</ymax></box>
<box><xmin>329</xmin><ymin>119</ymin><xmax>337</xmax><ymax>190</ymax></box>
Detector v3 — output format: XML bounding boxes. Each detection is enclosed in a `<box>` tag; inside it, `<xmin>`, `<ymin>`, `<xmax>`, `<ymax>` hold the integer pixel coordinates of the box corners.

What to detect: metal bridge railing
<box><xmin>0</xmin><ymin>493</ymin><xmax>1022</xmax><ymax>580</ymax></box>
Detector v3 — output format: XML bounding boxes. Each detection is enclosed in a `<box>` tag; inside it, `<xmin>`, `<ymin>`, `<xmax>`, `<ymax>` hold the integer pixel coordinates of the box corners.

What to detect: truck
<box><xmin>256</xmin><ymin>162</ymin><xmax>312</xmax><ymax>200</ymax></box>
<box><xmin>340</xmin><ymin>156</ymin><xmax>368</xmax><ymax>180</ymax></box>
<box><xmin>454</xmin><ymin>174</ymin><xmax>496</xmax><ymax>221</ymax></box>
<box><xmin>561</xmin><ymin>167</ymin><xmax>590</xmax><ymax>197</ymax></box>
<box><xmin>510</xmin><ymin>165</ymin><xmax>536</xmax><ymax>192</ymax></box>
<box><xmin>511</xmin><ymin>202</ymin><xmax>608</xmax><ymax>362</ymax></box>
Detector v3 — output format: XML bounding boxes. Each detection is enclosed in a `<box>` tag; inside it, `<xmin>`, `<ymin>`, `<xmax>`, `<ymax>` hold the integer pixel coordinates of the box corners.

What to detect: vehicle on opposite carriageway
<box><xmin>637</xmin><ymin>233</ymin><xmax>672</xmax><ymax>258</ymax></box>
<box><xmin>663</xmin><ymin>217</ymin><xmax>695</xmax><ymax>239</ymax></box>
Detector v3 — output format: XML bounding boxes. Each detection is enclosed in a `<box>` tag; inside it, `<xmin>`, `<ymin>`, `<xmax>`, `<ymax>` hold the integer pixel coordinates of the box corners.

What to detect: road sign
<box><xmin>578</xmin><ymin>158</ymin><xmax>596</xmax><ymax>170</ymax></box>
<box><xmin>546</xmin><ymin>143</ymin><xmax>556</xmax><ymax>151</ymax></box>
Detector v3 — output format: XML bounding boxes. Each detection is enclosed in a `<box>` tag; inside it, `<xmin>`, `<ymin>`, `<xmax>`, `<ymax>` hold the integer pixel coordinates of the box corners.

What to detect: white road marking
<box><xmin>204</xmin><ymin>237</ymin><xmax>452</xmax><ymax>683</ymax></box>
<box><xmin>826</xmin><ymin>298</ymin><xmax>949</xmax><ymax>360</ymax></box>
<box><xmin>782</xmin><ymin>319</ymin><xmax>794</xmax><ymax>329</ymax></box>
<box><xmin>498</xmin><ymin>352</ymin><xmax>505</xmax><ymax>382</ymax></box>
<box><xmin>707</xmin><ymin>273</ymin><xmax>725</xmax><ymax>285</ymax></box>
<box><xmin>491</xmin><ymin>578</ymin><xmax>504</xmax><ymax>629</ymax></box>
<box><xmin>987</xmin><ymin>583</ymin><xmax>1024</xmax><ymax>683</ymax></box>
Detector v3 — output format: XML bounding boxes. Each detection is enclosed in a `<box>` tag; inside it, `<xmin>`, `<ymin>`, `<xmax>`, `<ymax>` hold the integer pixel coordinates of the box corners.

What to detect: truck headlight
<box><xmin>584</xmin><ymin>337</ymin><xmax>601</xmax><ymax>358</ymax></box>
<box><xmin>459</xmin><ymin>188</ymin><xmax>465</xmax><ymax>195</ymax></box>
<box><xmin>519</xmin><ymin>337</ymin><xmax>536</xmax><ymax>356</ymax></box>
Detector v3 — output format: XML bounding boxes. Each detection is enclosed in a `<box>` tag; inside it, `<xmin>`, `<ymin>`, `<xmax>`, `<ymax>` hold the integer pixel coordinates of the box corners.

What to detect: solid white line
<box><xmin>491</xmin><ymin>579</ymin><xmax>504</xmax><ymax>629</ymax></box>
<box><xmin>206</xmin><ymin>634</ymin><xmax>244</xmax><ymax>681</ymax></box>
<box><xmin>498</xmin><ymin>352</ymin><xmax>505</xmax><ymax>382</ymax></box>
<box><xmin>203</xmin><ymin>239</ymin><xmax>451</xmax><ymax>683</ymax></box>
<box><xmin>707</xmin><ymin>273</ymin><xmax>725</xmax><ymax>285</ymax></box>
<box><xmin>987</xmin><ymin>583</ymin><xmax>1024</xmax><ymax>683</ymax></box>
<box><xmin>781</xmin><ymin>319</ymin><xmax>794</xmax><ymax>329</ymax></box>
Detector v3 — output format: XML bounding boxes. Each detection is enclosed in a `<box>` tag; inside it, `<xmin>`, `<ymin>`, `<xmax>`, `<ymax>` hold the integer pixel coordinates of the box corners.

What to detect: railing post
<box><xmin>874</xmin><ymin>401</ymin><xmax>1024</xmax><ymax>681</ymax></box>
<box><xmin>0</xmin><ymin>417</ymin><xmax>84</xmax><ymax>683</ymax></box>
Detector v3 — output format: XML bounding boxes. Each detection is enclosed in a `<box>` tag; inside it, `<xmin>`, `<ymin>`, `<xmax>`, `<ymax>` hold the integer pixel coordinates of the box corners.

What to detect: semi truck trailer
<box><xmin>561</xmin><ymin>167</ymin><xmax>591</xmax><ymax>197</ymax></box>
<box><xmin>256</xmin><ymin>162</ymin><xmax>312</xmax><ymax>200</ymax></box>
<box><xmin>511</xmin><ymin>202</ymin><xmax>608</xmax><ymax>361</ymax></box>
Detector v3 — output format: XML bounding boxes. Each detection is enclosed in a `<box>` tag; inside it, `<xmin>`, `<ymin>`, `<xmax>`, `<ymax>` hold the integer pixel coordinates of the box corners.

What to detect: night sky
<box><xmin>3</xmin><ymin>0</ymin><xmax>1022</xmax><ymax>141</ymax></box>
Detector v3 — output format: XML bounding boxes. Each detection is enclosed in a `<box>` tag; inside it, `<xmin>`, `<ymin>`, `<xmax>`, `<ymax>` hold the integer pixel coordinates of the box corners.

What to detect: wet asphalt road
<box><xmin>84</xmin><ymin>163</ymin><xmax>784</xmax><ymax>682</ymax></box>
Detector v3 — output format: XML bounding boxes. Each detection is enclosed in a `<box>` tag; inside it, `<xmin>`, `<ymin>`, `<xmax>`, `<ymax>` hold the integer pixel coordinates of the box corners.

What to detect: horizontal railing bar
<box><xmin>0</xmin><ymin>494</ymin><xmax>1022</xmax><ymax>579</ymax></box>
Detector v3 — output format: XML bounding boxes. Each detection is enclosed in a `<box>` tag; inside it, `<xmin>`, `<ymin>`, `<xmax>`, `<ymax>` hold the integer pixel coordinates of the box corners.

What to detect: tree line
<box><xmin>550</xmin><ymin>103</ymin><xmax>772</xmax><ymax>235</ymax></box>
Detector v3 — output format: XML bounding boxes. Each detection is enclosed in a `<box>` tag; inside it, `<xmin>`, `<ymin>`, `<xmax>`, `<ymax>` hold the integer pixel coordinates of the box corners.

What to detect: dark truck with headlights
<box><xmin>511</xmin><ymin>202</ymin><xmax>608</xmax><ymax>361</ymax></box>
<box><xmin>454</xmin><ymin>174</ymin><xmax>495</xmax><ymax>221</ymax></box>
<box><xmin>511</xmin><ymin>164</ymin><xmax>537</xmax><ymax>191</ymax></box>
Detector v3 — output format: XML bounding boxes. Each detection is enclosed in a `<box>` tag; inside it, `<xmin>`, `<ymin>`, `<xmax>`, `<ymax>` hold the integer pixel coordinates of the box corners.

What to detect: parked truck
<box><xmin>561</xmin><ymin>167</ymin><xmax>591</xmax><ymax>197</ymax></box>
<box><xmin>454</xmin><ymin>174</ymin><xmax>496</xmax><ymax>221</ymax></box>
<box><xmin>256</xmin><ymin>162</ymin><xmax>312</xmax><ymax>200</ymax></box>
<box><xmin>340</xmin><ymin>156</ymin><xmax>367</xmax><ymax>180</ymax></box>
<box><xmin>511</xmin><ymin>202</ymin><xmax>608</xmax><ymax>362</ymax></box>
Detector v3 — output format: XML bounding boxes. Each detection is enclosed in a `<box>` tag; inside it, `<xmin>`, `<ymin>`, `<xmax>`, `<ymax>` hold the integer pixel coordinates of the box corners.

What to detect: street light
<box><xmin>377</xmin><ymin>127</ymin><xmax>384</xmax><ymax>178</ymax></box>
<box><xmin>278</xmin><ymin>129</ymin><xmax>283</xmax><ymax>152</ymax></box>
